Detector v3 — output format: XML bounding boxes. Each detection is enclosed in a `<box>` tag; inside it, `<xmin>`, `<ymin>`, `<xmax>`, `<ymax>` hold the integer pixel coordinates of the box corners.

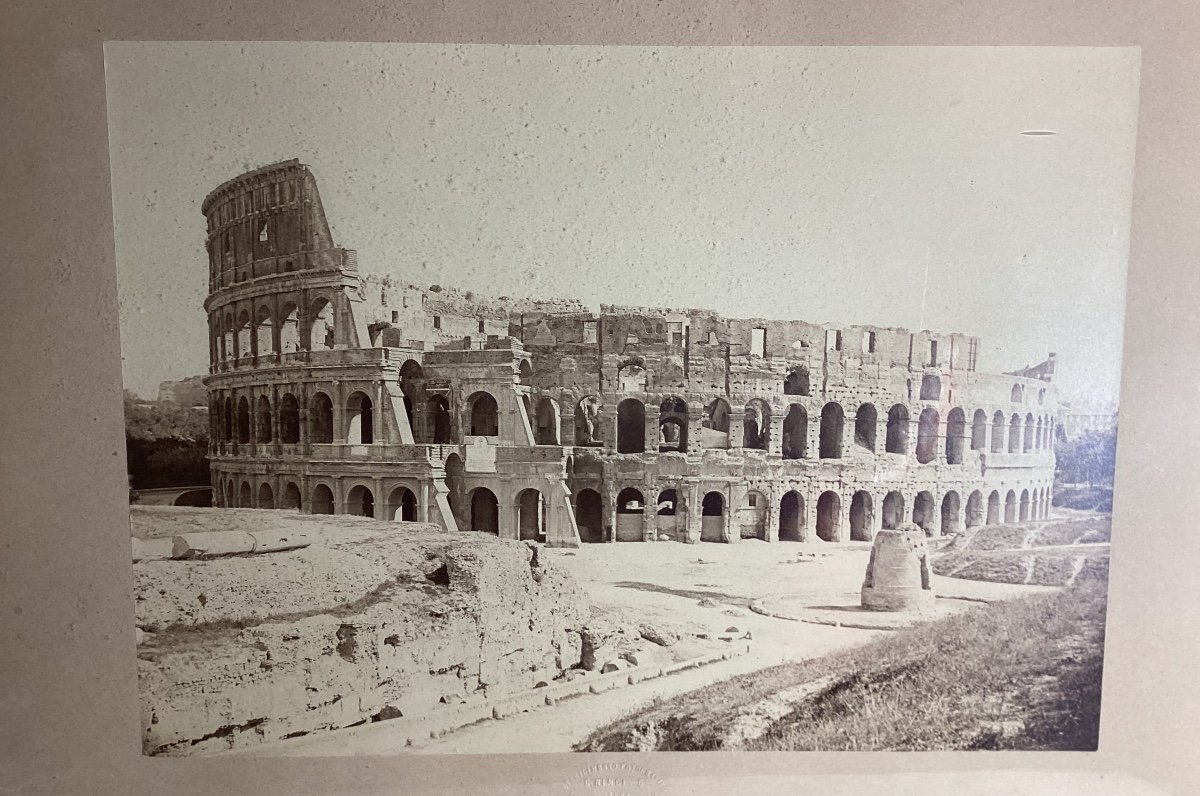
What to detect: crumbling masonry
<box><xmin>204</xmin><ymin>160</ymin><xmax>1058</xmax><ymax>547</ymax></box>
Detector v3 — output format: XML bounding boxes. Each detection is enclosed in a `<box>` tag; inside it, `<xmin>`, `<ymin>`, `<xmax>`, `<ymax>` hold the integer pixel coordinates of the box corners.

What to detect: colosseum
<box><xmin>204</xmin><ymin>159</ymin><xmax>1059</xmax><ymax>548</ymax></box>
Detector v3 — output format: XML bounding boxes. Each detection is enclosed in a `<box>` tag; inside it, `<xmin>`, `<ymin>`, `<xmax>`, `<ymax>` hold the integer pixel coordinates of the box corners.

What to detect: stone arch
<box><xmin>783</xmin><ymin>365</ymin><xmax>811</xmax><ymax>396</ymax></box>
<box><xmin>1008</xmin><ymin>413</ymin><xmax>1022</xmax><ymax>453</ymax></box>
<box><xmin>700</xmin><ymin>491</ymin><xmax>726</xmax><ymax>542</ymax></box>
<box><xmin>616</xmin><ymin>487</ymin><xmax>646</xmax><ymax>542</ymax></box>
<box><xmin>346</xmin><ymin>484</ymin><xmax>375</xmax><ymax>517</ymax></box>
<box><xmin>1004</xmin><ymin>490</ymin><xmax>1017</xmax><ymax>523</ymax></box>
<box><xmin>236</xmin><ymin>396</ymin><xmax>251</xmax><ymax>444</ymax></box>
<box><xmin>971</xmin><ymin>409</ymin><xmax>988</xmax><ymax>450</ymax></box>
<box><xmin>533</xmin><ymin>396</ymin><xmax>560</xmax><ymax>445</ymax></box>
<box><xmin>849</xmin><ymin>491</ymin><xmax>873</xmax><ymax>541</ymax></box>
<box><xmin>518</xmin><ymin>359</ymin><xmax>533</xmax><ymax>386</ymax></box>
<box><xmin>816</xmin><ymin>491</ymin><xmax>840</xmax><ymax>542</ymax></box>
<box><xmin>941</xmin><ymin>491</ymin><xmax>962</xmax><ymax>535</ymax></box>
<box><xmin>237</xmin><ymin>310</ymin><xmax>253</xmax><ymax>359</ymax></box>
<box><xmin>386</xmin><ymin>485</ymin><xmax>417</xmax><ymax>521</ymax></box>
<box><xmin>468</xmin><ymin>391</ymin><xmax>499</xmax><ymax>436</ymax></box>
<box><xmin>743</xmin><ymin>399</ymin><xmax>771</xmax><ymax>450</ymax></box>
<box><xmin>992</xmin><ymin>410</ymin><xmax>1007</xmax><ymax>453</ymax></box>
<box><xmin>238</xmin><ymin>480</ymin><xmax>252</xmax><ymax>508</ymax></box>
<box><xmin>281</xmin><ymin>482</ymin><xmax>302</xmax><ymax>511</ymax></box>
<box><xmin>222</xmin><ymin>396</ymin><xmax>233</xmax><ymax>441</ymax></box>
<box><xmin>516</xmin><ymin>488</ymin><xmax>544</xmax><ymax>541</ymax></box>
<box><xmin>309</xmin><ymin>392</ymin><xmax>334</xmax><ymax>443</ymax></box>
<box><xmin>782</xmin><ymin>404</ymin><xmax>808</xmax><ymax>459</ymax></box>
<box><xmin>779</xmin><ymin>490</ymin><xmax>805</xmax><ymax>542</ymax></box>
<box><xmin>468</xmin><ymin>487</ymin><xmax>499</xmax><ymax>534</ymax></box>
<box><xmin>886</xmin><ymin>404</ymin><xmax>909</xmax><ymax>454</ymax></box>
<box><xmin>311</xmin><ymin>484</ymin><xmax>334</xmax><ymax>515</ymax></box>
<box><xmin>255</xmin><ymin>395</ymin><xmax>273</xmax><ymax>442</ymax></box>
<box><xmin>945</xmin><ymin>407</ymin><xmax>966</xmax><ymax>464</ymax></box>
<box><xmin>309</xmin><ymin>297</ymin><xmax>335</xmax><ymax>351</ymax></box>
<box><xmin>913</xmin><ymin>491</ymin><xmax>936</xmax><ymax>535</ymax></box>
<box><xmin>1011</xmin><ymin>383</ymin><xmax>1024</xmax><ymax>403</ymax></box>
<box><xmin>854</xmin><ymin>403</ymin><xmax>877</xmax><ymax>452</ymax></box>
<box><xmin>254</xmin><ymin>305</ymin><xmax>274</xmax><ymax>358</ymax></box>
<box><xmin>819</xmin><ymin>403</ymin><xmax>844</xmax><ymax>459</ymax></box>
<box><xmin>986</xmin><ymin>490</ymin><xmax>1001</xmax><ymax>525</ymax></box>
<box><xmin>429</xmin><ymin>395</ymin><xmax>452</xmax><ymax>443</ymax></box>
<box><xmin>966</xmin><ymin>490</ymin><xmax>984</xmax><ymax>528</ymax></box>
<box><xmin>257</xmin><ymin>482</ymin><xmax>275</xmax><ymax>509</ymax></box>
<box><xmin>1023</xmin><ymin>412</ymin><xmax>1035</xmax><ymax>452</ymax></box>
<box><xmin>658</xmin><ymin>396</ymin><xmax>688</xmax><ymax>452</ymax></box>
<box><xmin>703</xmin><ymin>398</ymin><xmax>732</xmax><ymax>449</ymax></box>
<box><xmin>916</xmin><ymin>408</ymin><xmax>939</xmax><ymax>464</ymax></box>
<box><xmin>222</xmin><ymin>314</ymin><xmax>235</xmax><ymax>362</ymax></box>
<box><xmin>616</xmin><ymin>398</ymin><xmax>646</xmax><ymax>454</ymax></box>
<box><xmin>279</xmin><ymin>393</ymin><xmax>300</xmax><ymax>443</ymax></box>
<box><xmin>882</xmin><ymin>491</ymin><xmax>905</xmax><ymax>530</ymax></box>
<box><xmin>574</xmin><ymin>395</ymin><xmax>602</xmax><ymax>446</ymax></box>
<box><xmin>655</xmin><ymin>488</ymin><xmax>682</xmax><ymax>539</ymax></box>
<box><xmin>279</xmin><ymin>303</ymin><xmax>300</xmax><ymax>353</ymax></box>
<box><xmin>345</xmin><ymin>391</ymin><xmax>374</xmax><ymax>444</ymax></box>
<box><xmin>575</xmin><ymin>489</ymin><xmax>604</xmax><ymax>543</ymax></box>
<box><xmin>1019</xmin><ymin>488</ymin><xmax>1031</xmax><ymax>521</ymax></box>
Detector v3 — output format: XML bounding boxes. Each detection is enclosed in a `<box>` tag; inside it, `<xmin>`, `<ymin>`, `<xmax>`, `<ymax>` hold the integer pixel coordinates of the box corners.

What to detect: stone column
<box><xmin>331</xmin><ymin>380</ymin><xmax>344</xmax><ymax>444</ymax></box>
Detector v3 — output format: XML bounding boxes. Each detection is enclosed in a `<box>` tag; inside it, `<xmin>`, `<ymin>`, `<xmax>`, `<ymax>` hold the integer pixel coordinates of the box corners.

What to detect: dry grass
<box><xmin>578</xmin><ymin>578</ymin><xmax>1107</xmax><ymax>752</ymax></box>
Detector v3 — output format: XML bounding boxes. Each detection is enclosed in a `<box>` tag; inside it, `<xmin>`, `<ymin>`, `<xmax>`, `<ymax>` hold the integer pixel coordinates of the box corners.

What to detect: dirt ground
<box><xmin>257</xmin><ymin>536</ymin><xmax>1055</xmax><ymax>756</ymax></box>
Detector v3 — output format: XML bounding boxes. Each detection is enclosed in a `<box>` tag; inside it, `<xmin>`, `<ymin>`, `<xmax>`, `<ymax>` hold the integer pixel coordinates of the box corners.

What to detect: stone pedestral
<box><xmin>861</xmin><ymin>524</ymin><xmax>935</xmax><ymax>612</ymax></box>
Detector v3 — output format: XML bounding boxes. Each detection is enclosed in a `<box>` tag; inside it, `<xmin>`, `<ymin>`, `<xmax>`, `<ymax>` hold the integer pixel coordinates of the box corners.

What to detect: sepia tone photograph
<box><xmin>106</xmin><ymin>42</ymin><xmax>1137</xmax><ymax>758</ymax></box>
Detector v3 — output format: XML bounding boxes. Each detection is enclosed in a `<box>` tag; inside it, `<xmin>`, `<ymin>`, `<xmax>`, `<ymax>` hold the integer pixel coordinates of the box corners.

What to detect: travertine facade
<box><xmin>204</xmin><ymin>160</ymin><xmax>1058</xmax><ymax>547</ymax></box>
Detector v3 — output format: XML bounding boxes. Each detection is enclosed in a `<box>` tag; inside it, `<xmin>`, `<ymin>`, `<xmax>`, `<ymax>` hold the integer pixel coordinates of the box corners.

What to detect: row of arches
<box><xmin>218</xmin><ymin>477</ymin><xmax>421</xmax><ymax>521</ymax></box>
<box><xmin>211</xmin><ymin>296</ymin><xmax>336</xmax><ymax>365</ymax></box>
<box><xmin>213</xmin><ymin>390</ymin><xmax>374</xmax><ymax>445</ymax></box>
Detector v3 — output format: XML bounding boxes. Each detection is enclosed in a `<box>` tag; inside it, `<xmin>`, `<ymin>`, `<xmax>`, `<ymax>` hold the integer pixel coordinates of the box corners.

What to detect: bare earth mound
<box><xmin>134</xmin><ymin>507</ymin><xmax>592</xmax><ymax>756</ymax></box>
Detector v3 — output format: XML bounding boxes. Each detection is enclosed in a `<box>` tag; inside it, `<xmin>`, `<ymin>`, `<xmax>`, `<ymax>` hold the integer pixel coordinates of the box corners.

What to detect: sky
<box><xmin>106</xmin><ymin>43</ymin><xmax>1139</xmax><ymax>409</ymax></box>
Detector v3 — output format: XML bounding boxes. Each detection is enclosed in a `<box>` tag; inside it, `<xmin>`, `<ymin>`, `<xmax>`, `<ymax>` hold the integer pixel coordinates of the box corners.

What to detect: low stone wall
<box><xmin>134</xmin><ymin>508</ymin><xmax>592</xmax><ymax>756</ymax></box>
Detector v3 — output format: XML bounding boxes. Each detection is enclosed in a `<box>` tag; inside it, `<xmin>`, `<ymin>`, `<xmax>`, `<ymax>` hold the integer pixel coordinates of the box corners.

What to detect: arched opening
<box><xmin>428</xmin><ymin>396</ymin><xmax>451</xmax><ymax>443</ymax></box>
<box><xmin>882</xmin><ymin>491</ymin><xmax>905</xmax><ymax>530</ymax></box>
<box><xmin>468</xmin><ymin>391</ymin><xmax>499</xmax><ymax>436</ymax></box>
<box><xmin>920</xmin><ymin>374</ymin><xmax>941</xmax><ymax>401</ymax></box>
<box><xmin>237</xmin><ymin>310</ymin><xmax>252</xmax><ymax>359</ymax></box>
<box><xmin>255</xmin><ymin>306</ymin><xmax>273</xmax><ymax>358</ymax></box>
<box><xmin>912</xmin><ymin>491</ymin><xmax>936</xmax><ymax>535</ymax></box>
<box><xmin>743</xmin><ymin>400</ymin><xmax>771</xmax><ymax>450</ymax></box>
<box><xmin>616</xmin><ymin>398</ymin><xmax>646</xmax><ymax>454</ymax></box>
<box><xmin>309</xmin><ymin>393</ymin><xmax>333</xmax><ymax>444</ymax></box>
<box><xmin>971</xmin><ymin>409</ymin><xmax>988</xmax><ymax>451</ymax></box>
<box><xmin>517</xmin><ymin>488</ymin><xmax>544</xmax><ymax>541</ymax></box>
<box><xmin>738</xmin><ymin>490</ymin><xmax>768</xmax><ymax>540</ymax></box>
<box><xmin>468</xmin><ymin>488</ymin><xmax>499</xmax><ymax>534</ymax></box>
<box><xmin>387</xmin><ymin>486</ymin><xmax>417</xmax><ymax>522</ymax></box>
<box><xmin>255</xmin><ymin>395</ymin><xmax>273</xmax><ymax>443</ymax></box>
<box><xmin>966</xmin><ymin>490</ymin><xmax>984</xmax><ymax>528</ymax></box>
<box><xmin>1023</xmin><ymin>413</ymin><xmax>1035</xmax><ymax>453</ymax></box>
<box><xmin>311</xmin><ymin>484</ymin><xmax>334</xmax><ymax>514</ymax></box>
<box><xmin>886</xmin><ymin>405</ymin><xmax>909</xmax><ymax>454</ymax></box>
<box><xmin>782</xmin><ymin>404</ymin><xmax>808</xmax><ymax>459</ymax></box>
<box><xmin>783</xmin><ymin>366</ymin><xmax>810</xmax><ymax>396</ymax></box>
<box><xmin>702</xmin><ymin>398</ymin><xmax>731</xmax><ymax>449</ymax></box>
<box><xmin>281</xmin><ymin>482</ymin><xmax>302</xmax><ymax>511</ymax></box>
<box><xmin>1011</xmin><ymin>384</ymin><xmax>1024</xmax><ymax>403</ymax></box>
<box><xmin>1004</xmin><ymin>490</ymin><xmax>1017</xmax><ymax>523</ymax></box>
<box><xmin>916</xmin><ymin>408</ymin><xmax>939</xmax><ymax>464</ymax></box>
<box><xmin>656</xmin><ymin>489</ymin><xmax>681</xmax><ymax>539</ymax></box>
<box><xmin>849</xmin><ymin>491</ymin><xmax>873</xmax><ymax>541</ymax></box>
<box><xmin>575</xmin><ymin>489</ymin><xmax>604</xmax><ymax>543</ymax></box>
<box><xmin>1035</xmin><ymin>418</ymin><xmax>1044</xmax><ymax>450</ymax></box>
<box><xmin>236</xmin><ymin>397</ymin><xmax>251</xmax><ymax>444</ymax></box>
<box><xmin>941</xmin><ymin>491</ymin><xmax>962</xmax><ymax>536</ymax></box>
<box><xmin>278</xmin><ymin>303</ymin><xmax>300</xmax><ymax>353</ymax></box>
<box><xmin>309</xmin><ymin>298</ymin><xmax>335</xmax><ymax>351</ymax></box>
<box><xmin>344</xmin><ymin>392</ymin><xmax>374</xmax><ymax>445</ymax></box>
<box><xmin>819</xmin><ymin>403</ymin><xmax>844</xmax><ymax>459</ymax></box>
<box><xmin>854</xmin><ymin>404</ymin><xmax>877</xmax><ymax>452</ymax></box>
<box><xmin>222</xmin><ymin>315</ymin><xmax>234</xmax><ymax>362</ymax></box>
<box><xmin>615</xmin><ymin>487</ymin><xmax>645</xmax><ymax>542</ymax></box>
<box><xmin>700</xmin><ymin>491</ymin><xmax>725</xmax><ymax>542</ymax></box>
<box><xmin>279</xmin><ymin>393</ymin><xmax>300</xmax><ymax>443</ymax></box>
<box><xmin>518</xmin><ymin>360</ymin><xmax>533</xmax><ymax>386</ymax></box>
<box><xmin>1008</xmin><ymin>413</ymin><xmax>1022</xmax><ymax>453</ymax></box>
<box><xmin>222</xmin><ymin>396</ymin><xmax>233</xmax><ymax>441</ymax></box>
<box><xmin>991</xmin><ymin>411</ymin><xmax>1006</xmax><ymax>453</ymax></box>
<box><xmin>945</xmin><ymin>407</ymin><xmax>966</xmax><ymax>464</ymax></box>
<box><xmin>986</xmin><ymin>491</ymin><xmax>1001</xmax><ymax>525</ymax></box>
<box><xmin>257</xmin><ymin>482</ymin><xmax>275</xmax><ymax>510</ymax></box>
<box><xmin>574</xmin><ymin>396</ymin><xmax>602</xmax><ymax>446</ymax></box>
<box><xmin>779</xmin><ymin>491</ymin><xmax>805</xmax><ymax>541</ymax></box>
<box><xmin>346</xmin><ymin>485</ymin><xmax>375</xmax><ymax>517</ymax></box>
<box><xmin>239</xmin><ymin>481</ymin><xmax>252</xmax><ymax>508</ymax></box>
<box><xmin>533</xmin><ymin>397</ymin><xmax>559</xmax><ymax>445</ymax></box>
<box><xmin>1019</xmin><ymin>489</ymin><xmax>1030</xmax><ymax>521</ymax></box>
<box><xmin>816</xmin><ymin>491</ymin><xmax>840</xmax><ymax>542</ymax></box>
<box><xmin>658</xmin><ymin>397</ymin><xmax>688</xmax><ymax>452</ymax></box>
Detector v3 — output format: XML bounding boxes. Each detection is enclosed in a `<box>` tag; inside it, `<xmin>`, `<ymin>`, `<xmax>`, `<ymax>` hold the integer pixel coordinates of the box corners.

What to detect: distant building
<box><xmin>202</xmin><ymin>160</ymin><xmax>1059</xmax><ymax>545</ymax></box>
<box><xmin>157</xmin><ymin>375</ymin><xmax>208</xmax><ymax>408</ymax></box>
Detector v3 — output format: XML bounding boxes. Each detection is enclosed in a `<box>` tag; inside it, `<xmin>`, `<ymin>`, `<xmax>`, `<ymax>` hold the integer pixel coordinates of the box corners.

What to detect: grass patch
<box><xmin>578</xmin><ymin>578</ymin><xmax>1107</xmax><ymax>752</ymax></box>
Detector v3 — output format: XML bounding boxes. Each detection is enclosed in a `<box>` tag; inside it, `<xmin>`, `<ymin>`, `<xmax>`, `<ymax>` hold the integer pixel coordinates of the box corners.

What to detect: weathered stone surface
<box><xmin>638</xmin><ymin>622</ymin><xmax>679</xmax><ymax>647</ymax></box>
<box><xmin>860</xmin><ymin>524</ymin><xmax>935</xmax><ymax>612</ymax></box>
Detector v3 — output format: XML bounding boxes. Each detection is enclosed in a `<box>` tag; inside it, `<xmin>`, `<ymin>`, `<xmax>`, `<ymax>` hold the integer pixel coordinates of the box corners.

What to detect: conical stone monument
<box><xmin>861</xmin><ymin>523</ymin><xmax>935</xmax><ymax>612</ymax></box>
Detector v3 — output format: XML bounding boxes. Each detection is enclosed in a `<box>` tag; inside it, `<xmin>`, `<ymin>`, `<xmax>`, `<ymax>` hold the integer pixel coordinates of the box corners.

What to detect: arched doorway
<box><xmin>913</xmin><ymin>491</ymin><xmax>936</xmax><ymax>535</ymax></box>
<box><xmin>575</xmin><ymin>489</ymin><xmax>604</xmax><ymax>543</ymax></box>
<box><xmin>309</xmin><ymin>393</ymin><xmax>334</xmax><ymax>443</ymax></box>
<box><xmin>1019</xmin><ymin>489</ymin><xmax>1030</xmax><ymax>521</ymax></box>
<box><xmin>468</xmin><ymin>392</ymin><xmax>499</xmax><ymax>436</ymax></box>
<box><xmin>916</xmin><ymin>408</ymin><xmax>939</xmax><ymax>464</ymax></box>
<box><xmin>854</xmin><ymin>404</ymin><xmax>877</xmax><ymax>452</ymax></box>
<box><xmin>702</xmin><ymin>399</ymin><xmax>731</xmax><ymax>449</ymax></box>
<box><xmin>743</xmin><ymin>401</ymin><xmax>771</xmax><ymax>450</ymax></box>
<box><xmin>257</xmin><ymin>482</ymin><xmax>274</xmax><ymax>510</ymax></box>
<box><xmin>782</xmin><ymin>405</ymin><xmax>807</xmax><ymax>459</ymax></box>
<box><xmin>658</xmin><ymin>398</ymin><xmax>688</xmax><ymax>452</ymax></box>
<box><xmin>779</xmin><ymin>491</ymin><xmax>804</xmax><ymax>541</ymax></box>
<box><xmin>987</xmin><ymin>491</ymin><xmax>1001</xmax><ymax>525</ymax></box>
<box><xmin>533</xmin><ymin>397</ymin><xmax>559</xmax><ymax>445</ymax></box>
<box><xmin>281</xmin><ymin>482</ymin><xmax>302</xmax><ymax>511</ymax></box>
<box><xmin>615</xmin><ymin>487</ymin><xmax>645</xmax><ymax>542</ymax></box>
<box><xmin>239</xmin><ymin>481</ymin><xmax>252</xmax><ymax>508</ymax></box>
<box><xmin>310</xmin><ymin>484</ymin><xmax>334</xmax><ymax>515</ymax></box>
<box><xmin>1004</xmin><ymin>490</ymin><xmax>1017</xmax><ymax>523</ymax></box>
<box><xmin>279</xmin><ymin>394</ymin><xmax>300</xmax><ymax>443</ymax></box>
<box><xmin>941</xmin><ymin>491</ymin><xmax>962</xmax><ymax>536</ymax></box>
<box><xmin>346</xmin><ymin>485</ymin><xmax>375</xmax><ymax>518</ymax></box>
<box><xmin>886</xmin><ymin>404</ymin><xmax>909</xmax><ymax>454</ymax></box>
<box><xmin>966</xmin><ymin>490</ymin><xmax>984</xmax><ymax>528</ymax></box>
<box><xmin>469</xmin><ymin>487</ymin><xmax>499</xmax><ymax>534</ymax></box>
<box><xmin>882</xmin><ymin>491</ymin><xmax>905</xmax><ymax>530</ymax></box>
<box><xmin>819</xmin><ymin>404</ymin><xmax>844</xmax><ymax>459</ymax></box>
<box><xmin>616</xmin><ymin>399</ymin><xmax>646</xmax><ymax>454</ymax></box>
<box><xmin>309</xmin><ymin>298</ymin><xmax>335</xmax><ymax>351</ymax></box>
<box><xmin>517</xmin><ymin>488</ymin><xmax>544</xmax><ymax>541</ymax></box>
<box><xmin>256</xmin><ymin>396</ymin><xmax>273</xmax><ymax>443</ymax></box>
<box><xmin>971</xmin><ymin>409</ymin><xmax>988</xmax><ymax>451</ymax></box>
<box><xmin>656</xmin><ymin>489</ymin><xmax>681</xmax><ymax>540</ymax></box>
<box><xmin>816</xmin><ymin>491</ymin><xmax>840</xmax><ymax>542</ymax></box>
<box><xmin>946</xmin><ymin>408</ymin><xmax>966</xmax><ymax>464</ymax></box>
<box><xmin>237</xmin><ymin>397</ymin><xmax>251</xmax><ymax>444</ymax></box>
<box><xmin>429</xmin><ymin>396</ymin><xmax>452</xmax><ymax>443</ymax></box>
<box><xmin>849</xmin><ymin>491</ymin><xmax>873</xmax><ymax>541</ymax></box>
<box><xmin>701</xmin><ymin>491</ymin><xmax>726</xmax><ymax>542</ymax></box>
<box><xmin>738</xmin><ymin>490</ymin><xmax>768</xmax><ymax>539</ymax></box>
<box><xmin>345</xmin><ymin>391</ymin><xmax>374</xmax><ymax>444</ymax></box>
<box><xmin>386</xmin><ymin>486</ymin><xmax>417</xmax><ymax>521</ymax></box>
<box><xmin>991</xmin><ymin>411</ymin><xmax>1006</xmax><ymax>453</ymax></box>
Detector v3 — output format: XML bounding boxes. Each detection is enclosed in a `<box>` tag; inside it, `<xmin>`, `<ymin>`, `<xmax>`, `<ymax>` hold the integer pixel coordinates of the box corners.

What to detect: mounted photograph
<box><xmin>106</xmin><ymin>42</ymin><xmax>1137</xmax><ymax>756</ymax></box>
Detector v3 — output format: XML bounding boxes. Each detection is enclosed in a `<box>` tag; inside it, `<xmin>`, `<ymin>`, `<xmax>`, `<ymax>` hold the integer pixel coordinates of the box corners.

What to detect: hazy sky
<box><xmin>107</xmin><ymin>43</ymin><xmax>1139</xmax><ymax>408</ymax></box>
